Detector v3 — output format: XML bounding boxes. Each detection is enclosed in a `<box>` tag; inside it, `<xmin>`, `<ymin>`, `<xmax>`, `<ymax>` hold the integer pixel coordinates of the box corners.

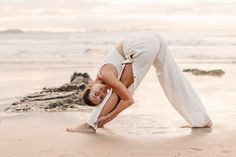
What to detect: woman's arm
<box><xmin>97</xmin><ymin>63</ymin><xmax>134</xmax><ymax>127</ymax></box>
<box><xmin>97</xmin><ymin>85</ymin><xmax>134</xmax><ymax>125</ymax></box>
<box><xmin>102</xmin><ymin>66</ymin><xmax>134</xmax><ymax>108</ymax></box>
<box><xmin>97</xmin><ymin>65</ymin><xmax>134</xmax><ymax>124</ymax></box>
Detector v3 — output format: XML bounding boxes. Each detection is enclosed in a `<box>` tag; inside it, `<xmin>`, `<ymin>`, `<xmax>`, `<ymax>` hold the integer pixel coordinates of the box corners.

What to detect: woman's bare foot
<box><xmin>66</xmin><ymin>123</ymin><xmax>96</xmax><ymax>133</ymax></box>
<box><xmin>204</xmin><ymin>120</ymin><xmax>213</xmax><ymax>128</ymax></box>
<box><xmin>181</xmin><ymin>120</ymin><xmax>213</xmax><ymax>128</ymax></box>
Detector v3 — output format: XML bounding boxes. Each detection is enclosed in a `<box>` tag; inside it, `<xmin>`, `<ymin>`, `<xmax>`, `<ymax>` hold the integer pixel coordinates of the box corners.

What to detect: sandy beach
<box><xmin>0</xmin><ymin>111</ymin><xmax>235</xmax><ymax>157</ymax></box>
<box><xmin>1</xmin><ymin>61</ymin><xmax>236</xmax><ymax>157</ymax></box>
<box><xmin>1</xmin><ymin>0</ymin><xmax>236</xmax><ymax>155</ymax></box>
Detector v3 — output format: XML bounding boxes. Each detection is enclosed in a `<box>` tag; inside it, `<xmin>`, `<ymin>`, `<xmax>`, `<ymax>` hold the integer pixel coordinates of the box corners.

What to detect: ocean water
<box><xmin>0</xmin><ymin>31</ymin><xmax>235</xmax><ymax>66</ymax></box>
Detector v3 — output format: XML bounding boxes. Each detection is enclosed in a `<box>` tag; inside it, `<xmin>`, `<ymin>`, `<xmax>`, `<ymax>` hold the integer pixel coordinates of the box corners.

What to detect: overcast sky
<box><xmin>0</xmin><ymin>0</ymin><xmax>235</xmax><ymax>31</ymax></box>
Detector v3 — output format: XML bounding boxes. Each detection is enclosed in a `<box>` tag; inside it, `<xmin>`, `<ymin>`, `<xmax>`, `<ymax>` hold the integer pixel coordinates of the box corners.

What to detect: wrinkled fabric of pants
<box><xmin>86</xmin><ymin>33</ymin><xmax>210</xmax><ymax>129</ymax></box>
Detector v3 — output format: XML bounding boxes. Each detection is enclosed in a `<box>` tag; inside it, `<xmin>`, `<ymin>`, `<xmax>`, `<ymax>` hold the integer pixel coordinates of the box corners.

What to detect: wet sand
<box><xmin>0</xmin><ymin>62</ymin><xmax>236</xmax><ymax>156</ymax></box>
<box><xmin>0</xmin><ymin>111</ymin><xmax>236</xmax><ymax>157</ymax></box>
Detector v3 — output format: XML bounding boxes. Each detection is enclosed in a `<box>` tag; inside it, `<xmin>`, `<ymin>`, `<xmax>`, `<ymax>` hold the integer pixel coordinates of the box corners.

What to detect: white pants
<box><xmin>153</xmin><ymin>35</ymin><xmax>210</xmax><ymax>127</ymax></box>
<box><xmin>87</xmin><ymin>34</ymin><xmax>210</xmax><ymax>129</ymax></box>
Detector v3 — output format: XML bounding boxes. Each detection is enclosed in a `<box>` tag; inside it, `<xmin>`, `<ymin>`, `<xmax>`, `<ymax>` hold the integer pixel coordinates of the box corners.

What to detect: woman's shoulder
<box><xmin>99</xmin><ymin>64</ymin><xmax>118</xmax><ymax>80</ymax></box>
<box><xmin>99</xmin><ymin>65</ymin><xmax>121</xmax><ymax>87</ymax></box>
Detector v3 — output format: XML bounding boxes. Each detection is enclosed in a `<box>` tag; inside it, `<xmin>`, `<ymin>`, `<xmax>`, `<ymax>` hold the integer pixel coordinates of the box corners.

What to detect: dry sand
<box><xmin>0</xmin><ymin>63</ymin><xmax>236</xmax><ymax>157</ymax></box>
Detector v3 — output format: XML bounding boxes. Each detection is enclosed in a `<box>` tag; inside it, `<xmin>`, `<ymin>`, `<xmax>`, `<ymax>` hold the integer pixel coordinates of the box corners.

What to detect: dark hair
<box><xmin>82</xmin><ymin>88</ymin><xmax>97</xmax><ymax>107</ymax></box>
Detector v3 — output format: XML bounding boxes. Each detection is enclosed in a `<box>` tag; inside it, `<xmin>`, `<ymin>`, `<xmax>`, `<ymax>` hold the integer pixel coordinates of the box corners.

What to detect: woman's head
<box><xmin>82</xmin><ymin>83</ymin><xmax>108</xmax><ymax>106</ymax></box>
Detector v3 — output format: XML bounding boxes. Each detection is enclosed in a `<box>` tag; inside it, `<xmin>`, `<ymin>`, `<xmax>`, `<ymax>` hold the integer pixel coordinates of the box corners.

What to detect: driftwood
<box><xmin>5</xmin><ymin>72</ymin><xmax>92</xmax><ymax>112</ymax></box>
<box><xmin>183</xmin><ymin>69</ymin><xmax>225</xmax><ymax>77</ymax></box>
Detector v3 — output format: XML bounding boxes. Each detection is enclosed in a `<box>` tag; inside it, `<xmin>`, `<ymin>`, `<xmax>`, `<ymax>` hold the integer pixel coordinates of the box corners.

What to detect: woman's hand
<box><xmin>97</xmin><ymin>112</ymin><xmax>119</xmax><ymax>127</ymax></box>
<box><xmin>96</xmin><ymin>98</ymin><xmax>133</xmax><ymax>127</ymax></box>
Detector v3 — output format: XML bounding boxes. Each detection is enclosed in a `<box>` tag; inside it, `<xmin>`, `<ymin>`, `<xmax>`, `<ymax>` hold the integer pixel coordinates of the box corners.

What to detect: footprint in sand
<box><xmin>189</xmin><ymin>147</ymin><xmax>202</xmax><ymax>151</ymax></box>
<box><xmin>222</xmin><ymin>150</ymin><xmax>231</xmax><ymax>153</ymax></box>
<box><xmin>216</xmin><ymin>144</ymin><xmax>232</xmax><ymax>154</ymax></box>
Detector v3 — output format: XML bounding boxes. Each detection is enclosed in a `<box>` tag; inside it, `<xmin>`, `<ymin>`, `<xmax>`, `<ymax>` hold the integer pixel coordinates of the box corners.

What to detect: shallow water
<box><xmin>0</xmin><ymin>31</ymin><xmax>235</xmax><ymax>64</ymax></box>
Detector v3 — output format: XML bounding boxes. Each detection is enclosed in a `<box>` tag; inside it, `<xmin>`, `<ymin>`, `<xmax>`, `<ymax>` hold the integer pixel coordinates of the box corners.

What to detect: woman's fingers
<box><xmin>97</xmin><ymin>113</ymin><xmax>115</xmax><ymax>127</ymax></box>
<box><xmin>98</xmin><ymin>116</ymin><xmax>108</xmax><ymax>123</ymax></box>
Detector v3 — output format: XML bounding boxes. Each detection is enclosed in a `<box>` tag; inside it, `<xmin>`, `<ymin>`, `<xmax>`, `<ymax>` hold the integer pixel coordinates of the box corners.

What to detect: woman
<box><xmin>67</xmin><ymin>32</ymin><xmax>212</xmax><ymax>133</ymax></box>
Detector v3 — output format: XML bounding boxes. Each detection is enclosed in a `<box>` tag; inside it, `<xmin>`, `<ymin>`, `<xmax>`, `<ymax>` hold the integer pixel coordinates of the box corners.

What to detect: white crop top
<box><xmin>97</xmin><ymin>48</ymin><xmax>125</xmax><ymax>79</ymax></box>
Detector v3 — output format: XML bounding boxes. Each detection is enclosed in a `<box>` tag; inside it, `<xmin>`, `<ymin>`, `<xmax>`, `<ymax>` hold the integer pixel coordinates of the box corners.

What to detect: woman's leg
<box><xmin>153</xmin><ymin>35</ymin><xmax>212</xmax><ymax>127</ymax></box>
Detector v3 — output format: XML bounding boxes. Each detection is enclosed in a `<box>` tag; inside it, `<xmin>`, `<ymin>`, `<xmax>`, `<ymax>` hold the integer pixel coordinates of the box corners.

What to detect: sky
<box><xmin>0</xmin><ymin>0</ymin><xmax>236</xmax><ymax>32</ymax></box>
